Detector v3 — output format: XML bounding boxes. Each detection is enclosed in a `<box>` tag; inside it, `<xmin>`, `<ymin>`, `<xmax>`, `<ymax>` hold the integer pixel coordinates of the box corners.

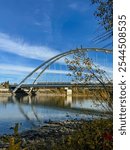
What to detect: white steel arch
<box><xmin>13</xmin><ymin>48</ymin><xmax>112</xmax><ymax>93</ymax></box>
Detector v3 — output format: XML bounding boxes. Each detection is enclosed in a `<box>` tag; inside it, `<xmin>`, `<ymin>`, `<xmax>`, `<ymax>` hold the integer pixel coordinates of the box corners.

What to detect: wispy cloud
<box><xmin>0</xmin><ymin>62</ymin><xmax>112</xmax><ymax>83</ymax></box>
<box><xmin>0</xmin><ymin>64</ymin><xmax>33</xmax><ymax>75</ymax></box>
<box><xmin>0</xmin><ymin>32</ymin><xmax>59</xmax><ymax>61</ymax></box>
<box><xmin>68</xmin><ymin>2</ymin><xmax>89</xmax><ymax>12</ymax></box>
<box><xmin>33</xmin><ymin>8</ymin><xmax>53</xmax><ymax>34</ymax></box>
<box><xmin>94</xmin><ymin>63</ymin><xmax>113</xmax><ymax>80</ymax></box>
<box><xmin>95</xmin><ymin>63</ymin><xmax>113</xmax><ymax>76</ymax></box>
<box><xmin>34</xmin><ymin>21</ymin><xmax>43</xmax><ymax>26</ymax></box>
<box><xmin>0</xmin><ymin>62</ymin><xmax>112</xmax><ymax>84</ymax></box>
<box><xmin>0</xmin><ymin>64</ymin><xmax>70</xmax><ymax>76</ymax></box>
<box><xmin>100</xmin><ymin>66</ymin><xmax>113</xmax><ymax>75</ymax></box>
<box><xmin>69</xmin><ymin>3</ymin><xmax>78</xmax><ymax>10</ymax></box>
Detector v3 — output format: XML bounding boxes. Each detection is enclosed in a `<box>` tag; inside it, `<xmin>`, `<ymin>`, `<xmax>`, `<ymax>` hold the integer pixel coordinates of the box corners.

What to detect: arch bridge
<box><xmin>12</xmin><ymin>47</ymin><xmax>113</xmax><ymax>95</ymax></box>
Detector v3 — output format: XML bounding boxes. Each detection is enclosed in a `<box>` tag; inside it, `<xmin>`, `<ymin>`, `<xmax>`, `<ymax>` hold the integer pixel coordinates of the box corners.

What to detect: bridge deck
<box><xmin>10</xmin><ymin>82</ymin><xmax>113</xmax><ymax>88</ymax></box>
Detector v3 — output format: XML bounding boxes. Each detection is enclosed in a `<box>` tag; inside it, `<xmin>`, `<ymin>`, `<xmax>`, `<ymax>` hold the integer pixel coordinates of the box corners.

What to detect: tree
<box><xmin>91</xmin><ymin>0</ymin><xmax>113</xmax><ymax>44</ymax></box>
<box><xmin>3</xmin><ymin>81</ymin><xmax>10</xmax><ymax>88</ymax></box>
<box><xmin>65</xmin><ymin>51</ymin><xmax>113</xmax><ymax>112</ymax></box>
<box><xmin>65</xmin><ymin>51</ymin><xmax>111</xmax><ymax>85</ymax></box>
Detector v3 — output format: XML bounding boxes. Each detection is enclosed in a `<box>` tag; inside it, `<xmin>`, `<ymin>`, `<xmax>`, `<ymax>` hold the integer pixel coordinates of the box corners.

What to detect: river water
<box><xmin>0</xmin><ymin>95</ymin><xmax>111</xmax><ymax>135</ymax></box>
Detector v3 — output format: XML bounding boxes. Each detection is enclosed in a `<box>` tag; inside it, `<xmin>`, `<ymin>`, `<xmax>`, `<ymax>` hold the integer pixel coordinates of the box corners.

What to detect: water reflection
<box><xmin>0</xmin><ymin>95</ymin><xmax>112</xmax><ymax>135</ymax></box>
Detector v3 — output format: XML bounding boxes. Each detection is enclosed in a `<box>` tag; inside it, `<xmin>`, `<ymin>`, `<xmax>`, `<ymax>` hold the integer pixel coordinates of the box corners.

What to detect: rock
<box><xmin>0</xmin><ymin>119</ymin><xmax>89</xmax><ymax>149</ymax></box>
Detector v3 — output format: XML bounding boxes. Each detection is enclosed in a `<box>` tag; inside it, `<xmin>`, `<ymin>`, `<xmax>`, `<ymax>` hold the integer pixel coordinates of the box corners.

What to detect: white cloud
<box><xmin>0</xmin><ymin>32</ymin><xmax>59</xmax><ymax>61</ymax></box>
<box><xmin>0</xmin><ymin>64</ymin><xmax>34</xmax><ymax>73</ymax></box>
<box><xmin>0</xmin><ymin>63</ymin><xmax>112</xmax><ymax>83</ymax></box>
<box><xmin>0</xmin><ymin>64</ymin><xmax>70</xmax><ymax>76</ymax></box>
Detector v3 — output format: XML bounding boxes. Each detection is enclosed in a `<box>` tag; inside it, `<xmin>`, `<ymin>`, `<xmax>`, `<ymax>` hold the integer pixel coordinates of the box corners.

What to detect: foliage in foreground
<box><xmin>91</xmin><ymin>0</ymin><xmax>113</xmax><ymax>45</ymax></box>
<box><xmin>52</xmin><ymin>119</ymin><xmax>113</xmax><ymax>150</ymax></box>
<box><xmin>2</xmin><ymin>119</ymin><xmax>112</xmax><ymax>150</ymax></box>
<box><xmin>65</xmin><ymin>51</ymin><xmax>113</xmax><ymax>113</ymax></box>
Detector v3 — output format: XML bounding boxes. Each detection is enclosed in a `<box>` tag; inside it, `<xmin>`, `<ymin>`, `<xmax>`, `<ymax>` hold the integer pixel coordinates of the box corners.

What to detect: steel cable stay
<box><xmin>13</xmin><ymin>48</ymin><xmax>112</xmax><ymax>94</ymax></box>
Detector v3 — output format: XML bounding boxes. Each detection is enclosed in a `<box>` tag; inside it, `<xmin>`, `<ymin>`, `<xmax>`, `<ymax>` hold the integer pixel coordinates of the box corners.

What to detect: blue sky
<box><xmin>0</xmin><ymin>0</ymin><xmax>112</xmax><ymax>83</ymax></box>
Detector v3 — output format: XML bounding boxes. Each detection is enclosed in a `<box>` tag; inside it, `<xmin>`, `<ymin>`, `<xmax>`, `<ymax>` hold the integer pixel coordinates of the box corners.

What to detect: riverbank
<box><xmin>0</xmin><ymin>119</ymin><xmax>112</xmax><ymax>150</ymax></box>
<box><xmin>0</xmin><ymin>87</ymin><xmax>112</xmax><ymax>99</ymax></box>
<box><xmin>0</xmin><ymin>88</ymin><xmax>12</xmax><ymax>96</ymax></box>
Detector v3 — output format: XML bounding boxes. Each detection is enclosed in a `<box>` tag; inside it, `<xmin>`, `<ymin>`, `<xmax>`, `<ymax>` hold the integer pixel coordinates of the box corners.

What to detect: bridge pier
<box><xmin>65</xmin><ymin>87</ymin><xmax>72</xmax><ymax>96</ymax></box>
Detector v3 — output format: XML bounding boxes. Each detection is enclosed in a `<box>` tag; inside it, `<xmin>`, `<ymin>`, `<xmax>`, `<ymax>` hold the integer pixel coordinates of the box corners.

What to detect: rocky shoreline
<box><xmin>0</xmin><ymin>120</ymin><xmax>88</xmax><ymax>149</ymax></box>
<box><xmin>0</xmin><ymin>118</ymin><xmax>113</xmax><ymax>150</ymax></box>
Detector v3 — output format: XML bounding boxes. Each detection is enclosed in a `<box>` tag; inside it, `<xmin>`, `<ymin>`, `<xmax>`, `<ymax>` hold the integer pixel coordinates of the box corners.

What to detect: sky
<box><xmin>0</xmin><ymin>0</ymin><xmax>113</xmax><ymax>84</ymax></box>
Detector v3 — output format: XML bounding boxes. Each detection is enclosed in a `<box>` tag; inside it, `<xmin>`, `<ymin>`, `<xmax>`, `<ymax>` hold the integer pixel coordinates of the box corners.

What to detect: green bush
<box><xmin>52</xmin><ymin>119</ymin><xmax>112</xmax><ymax>150</ymax></box>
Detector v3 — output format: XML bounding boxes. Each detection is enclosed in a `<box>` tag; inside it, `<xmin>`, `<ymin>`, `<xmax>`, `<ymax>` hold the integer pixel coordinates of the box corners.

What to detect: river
<box><xmin>0</xmin><ymin>95</ymin><xmax>111</xmax><ymax>135</ymax></box>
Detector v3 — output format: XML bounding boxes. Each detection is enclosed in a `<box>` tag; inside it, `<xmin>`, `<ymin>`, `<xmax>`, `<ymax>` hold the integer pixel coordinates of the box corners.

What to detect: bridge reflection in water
<box><xmin>0</xmin><ymin>95</ymin><xmax>112</xmax><ymax>134</ymax></box>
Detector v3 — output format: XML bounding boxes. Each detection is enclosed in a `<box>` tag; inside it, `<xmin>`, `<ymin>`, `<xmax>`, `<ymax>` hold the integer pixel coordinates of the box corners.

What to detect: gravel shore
<box><xmin>0</xmin><ymin>120</ymin><xmax>88</xmax><ymax>149</ymax></box>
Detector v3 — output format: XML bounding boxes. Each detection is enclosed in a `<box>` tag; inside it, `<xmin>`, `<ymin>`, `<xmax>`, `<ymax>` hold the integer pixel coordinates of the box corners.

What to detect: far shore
<box><xmin>0</xmin><ymin>87</ymin><xmax>112</xmax><ymax>99</ymax></box>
